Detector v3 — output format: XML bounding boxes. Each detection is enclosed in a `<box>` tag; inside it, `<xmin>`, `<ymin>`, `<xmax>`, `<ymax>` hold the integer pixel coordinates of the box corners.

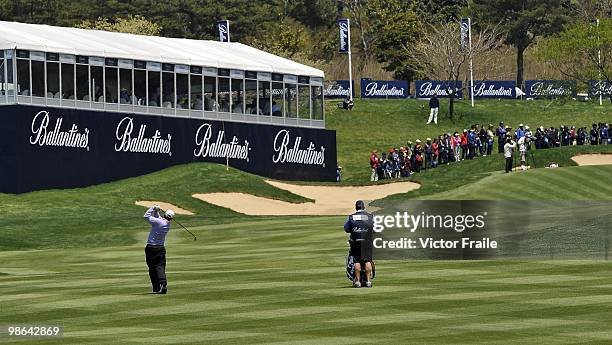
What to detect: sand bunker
<box><xmin>135</xmin><ymin>201</ymin><xmax>194</xmax><ymax>215</ymax></box>
<box><xmin>193</xmin><ymin>180</ymin><xmax>420</xmax><ymax>216</ymax></box>
<box><xmin>571</xmin><ymin>154</ymin><xmax>612</xmax><ymax>166</ymax></box>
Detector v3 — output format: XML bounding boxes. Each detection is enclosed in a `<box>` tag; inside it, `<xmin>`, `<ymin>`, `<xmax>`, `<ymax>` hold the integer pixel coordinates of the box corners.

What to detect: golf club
<box><xmin>162</xmin><ymin>209</ymin><xmax>197</xmax><ymax>241</ymax></box>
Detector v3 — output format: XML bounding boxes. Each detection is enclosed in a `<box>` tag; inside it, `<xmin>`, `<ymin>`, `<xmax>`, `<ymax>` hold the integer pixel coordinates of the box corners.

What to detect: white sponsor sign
<box><xmin>193</xmin><ymin>123</ymin><xmax>251</xmax><ymax>162</ymax></box>
<box><xmin>114</xmin><ymin>117</ymin><xmax>172</xmax><ymax>156</ymax></box>
<box><xmin>272</xmin><ymin>130</ymin><xmax>325</xmax><ymax>167</ymax></box>
<box><xmin>29</xmin><ymin>111</ymin><xmax>90</xmax><ymax>151</ymax></box>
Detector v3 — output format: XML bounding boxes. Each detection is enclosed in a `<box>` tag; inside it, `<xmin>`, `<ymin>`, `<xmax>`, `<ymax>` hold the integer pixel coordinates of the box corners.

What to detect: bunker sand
<box><xmin>571</xmin><ymin>154</ymin><xmax>612</xmax><ymax>166</ymax></box>
<box><xmin>135</xmin><ymin>201</ymin><xmax>195</xmax><ymax>215</ymax></box>
<box><xmin>193</xmin><ymin>180</ymin><xmax>420</xmax><ymax>216</ymax></box>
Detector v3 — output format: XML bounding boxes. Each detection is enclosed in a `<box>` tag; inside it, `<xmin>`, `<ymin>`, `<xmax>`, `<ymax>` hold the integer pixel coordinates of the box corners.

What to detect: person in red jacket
<box><xmin>370</xmin><ymin>150</ymin><xmax>379</xmax><ymax>181</ymax></box>
<box><xmin>460</xmin><ymin>129</ymin><xmax>468</xmax><ymax>160</ymax></box>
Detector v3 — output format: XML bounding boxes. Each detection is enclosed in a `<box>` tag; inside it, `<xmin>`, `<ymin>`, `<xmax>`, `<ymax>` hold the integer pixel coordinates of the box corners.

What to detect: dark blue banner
<box><xmin>472</xmin><ymin>80</ymin><xmax>516</xmax><ymax>98</ymax></box>
<box><xmin>525</xmin><ymin>80</ymin><xmax>577</xmax><ymax>98</ymax></box>
<box><xmin>338</xmin><ymin>19</ymin><xmax>350</xmax><ymax>53</ymax></box>
<box><xmin>460</xmin><ymin>18</ymin><xmax>470</xmax><ymax>50</ymax></box>
<box><xmin>360</xmin><ymin>79</ymin><xmax>409</xmax><ymax>98</ymax></box>
<box><xmin>324</xmin><ymin>80</ymin><xmax>355</xmax><ymax>99</ymax></box>
<box><xmin>415</xmin><ymin>80</ymin><xmax>463</xmax><ymax>98</ymax></box>
<box><xmin>0</xmin><ymin>105</ymin><xmax>337</xmax><ymax>193</ymax></box>
<box><xmin>588</xmin><ymin>80</ymin><xmax>612</xmax><ymax>97</ymax></box>
<box><xmin>216</xmin><ymin>20</ymin><xmax>230</xmax><ymax>42</ymax></box>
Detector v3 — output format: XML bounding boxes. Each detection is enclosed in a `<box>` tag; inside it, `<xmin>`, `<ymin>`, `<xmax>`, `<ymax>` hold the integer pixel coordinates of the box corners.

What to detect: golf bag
<box><xmin>346</xmin><ymin>251</ymin><xmax>376</xmax><ymax>284</ymax></box>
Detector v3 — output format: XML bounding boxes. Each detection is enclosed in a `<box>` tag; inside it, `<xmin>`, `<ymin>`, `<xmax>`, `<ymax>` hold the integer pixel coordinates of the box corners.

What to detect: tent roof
<box><xmin>0</xmin><ymin>21</ymin><xmax>324</xmax><ymax>78</ymax></box>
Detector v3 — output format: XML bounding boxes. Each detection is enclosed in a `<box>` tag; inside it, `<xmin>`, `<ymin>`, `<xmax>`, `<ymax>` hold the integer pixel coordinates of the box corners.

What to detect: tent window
<box><xmin>231</xmin><ymin>78</ymin><xmax>244</xmax><ymax>114</ymax></box>
<box><xmin>90</xmin><ymin>66</ymin><xmax>103</xmax><ymax>102</ymax></box>
<box><xmin>76</xmin><ymin>64</ymin><xmax>89</xmax><ymax>101</ymax></box>
<box><xmin>176</xmin><ymin>72</ymin><xmax>189</xmax><ymax>109</ymax></box>
<box><xmin>298</xmin><ymin>85</ymin><xmax>310</xmax><ymax>119</ymax></box>
<box><xmin>134</xmin><ymin>70</ymin><xmax>146</xmax><ymax>105</ymax></box>
<box><xmin>204</xmin><ymin>76</ymin><xmax>216</xmax><ymax>111</ymax></box>
<box><xmin>105</xmin><ymin>67</ymin><xmax>118</xmax><ymax>103</ymax></box>
<box><xmin>31</xmin><ymin>61</ymin><xmax>45</xmax><ymax>97</ymax></box>
<box><xmin>258</xmin><ymin>81</ymin><xmax>271</xmax><ymax>116</ymax></box>
<box><xmin>0</xmin><ymin>52</ymin><xmax>4</xmax><ymax>102</ymax></box>
<box><xmin>218</xmin><ymin>77</ymin><xmax>230</xmax><ymax>112</ymax></box>
<box><xmin>312</xmin><ymin>86</ymin><xmax>323</xmax><ymax>120</ymax></box>
<box><xmin>61</xmin><ymin>63</ymin><xmax>74</xmax><ymax>99</ymax></box>
<box><xmin>17</xmin><ymin>59</ymin><xmax>29</xmax><ymax>95</ymax></box>
<box><xmin>272</xmin><ymin>82</ymin><xmax>283</xmax><ymax>117</ymax></box>
<box><xmin>245</xmin><ymin>79</ymin><xmax>257</xmax><ymax>115</ymax></box>
<box><xmin>148</xmin><ymin>71</ymin><xmax>160</xmax><ymax>107</ymax></box>
<box><xmin>46</xmin><ymin>61</ymin><xmax>59</xmax><ymax>99</ymax></box>
<box><xmin>162</xmin><ymin>71</ymin><xmax>174</xmax><ymax>108</ymax></box>
<box><xmin>190</xmin><ymin>74</ymin><xmax>202</xmax><ymax>110</ymax></box>
<box><xmin>285</xmin><ymin>83</ymin><xmax>297</xmax><ymax>118</ymax></box>
<box><xmin>119</xmin><ymin>68</ymin><xmax>132</xmax><ymax>104</ymax></box>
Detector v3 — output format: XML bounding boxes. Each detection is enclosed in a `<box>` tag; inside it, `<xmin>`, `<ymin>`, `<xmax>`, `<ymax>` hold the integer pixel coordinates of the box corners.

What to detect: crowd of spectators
<box><xmin>369</xmin><ymin>122</ymin><xmax>611</xmax><ymax>181</ymax></box>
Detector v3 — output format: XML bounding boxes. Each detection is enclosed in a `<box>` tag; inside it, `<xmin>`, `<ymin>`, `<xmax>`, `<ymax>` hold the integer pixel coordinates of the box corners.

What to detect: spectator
<box><xmin>424</xmin><ymin>138</ymin><xmax>433</xmax><ymax>169</ymax></box>
<box><xmin>590</xmin><ymin>124</ymin><xmax>599</xmax><ymax>145</ymax></box>
<box><xmin>452</xmin><ymin>132</ymin><xmax>461</xmax><ymax>162</ymax></box>
<box><xmin>486</xmin><ymin>124</ymin><xmax>495</xmax><ymax>156</ymax></box>
<box><xmin>432</xmin><ymin>139</ymin><xmax>439</xmax><ymax>168</ymax></box>
<box><xmin>427</xmin><ymin>94</ymin><xmax>439</xmax><ymax>125</ymax></box>
<box><xmin>467</xmin><ymin>128</ymin><xmax>476</xmax><ymax>160</ymax></box>
<box><xmin>369</xmin><ymin>150</ymin><xmax>379</xmax><ymax>182</ymax></box>
<box><xmin>515</xmin><ymin>124</ymin><xmax>525</xmax><ymax>140</ymax></box>
<box><xmin>413</xmin><ymin>139</ymin><xmax>423</xmax><ymax>172</ymax></box>
<box><xmin>460</xmin><ymin>129</ymin><xmax>468</xmax><ymax>160</ymax></box>
<box><xmin>496</xmin><ymin>121</ymin><xmax>506</xmax><ymax>153</ymax></box>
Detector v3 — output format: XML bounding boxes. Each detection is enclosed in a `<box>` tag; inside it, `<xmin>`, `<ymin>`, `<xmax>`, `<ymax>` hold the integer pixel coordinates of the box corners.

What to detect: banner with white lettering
<box><xmin>360</xmin><ymin>79</ymin><xmax>409</xmax><ymax>99</ymax></box>
<box><xmin>1</xmin><ymin>105</ymin><xmax>336</xmax><ymax>193</ymax></box>
<box><xmin>216</xmin><ymin>20</ymin><xmax>230</xmax><ymax>42</ymax></box>
<box><xmin>525</xmin><ymin>80</ymin><xmax>577</xmax><ymax>98</ymax></box>
<box><xmin>471</xmin><ymin>80</ymin><xmax>516</xmax><ymax>99</ymax></box>
<box><xmin>415</xmin><ymin>80</ymin><xmax>463</xmax><ymax>98</ymax></box>
<box><xmin>324</xmin><ymin>80</ymin><xmax>355</xmax><ymax>99</ymax></box>
<box><xmin>588</xmin><ymin>80</ymin><xmax>612</xmax><ymax>97</ymax></box>
<box><xmin>338</xmin><ymin>19</ymin><xmax>350</xmax><ymax>53</ymax></box>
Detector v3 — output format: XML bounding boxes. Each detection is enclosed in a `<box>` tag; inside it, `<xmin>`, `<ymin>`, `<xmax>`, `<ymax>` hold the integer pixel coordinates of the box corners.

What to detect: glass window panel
<box><xmin>90</xmin><ymin>66</ymin><xmax>103</xmax><ymax>102</ymax></box>
<box><xmin>231</xmin><ymin>78</ymin><xmax>244</xmax><ymax>113</ymax></box>
<box><xmin>134</xmin><ymin>70</ymin><xmax>146</xmax><ymax>105</ymax></box>
<box><xmin>218</xmin><ymin>77</ymin><xmax>230</xmax><ymax>112</ymax></box>
<box><xmin>76</xmin><ymin>65</ymin><xmax>89</xmax><ymax>100</ymax></box>
<box><xmin>105</xmin><ymin>67</ymin><xmax>118</xmax><ymax>103</ymax></box>
<box><xmin>61</xmin><ymin>63</ymin><xmax>74</xmax><ymax>99</ymax></box>
<box><xmin>17</xmin><ymin>59</ymin><xmax>29</xmax><ymax>95</ymax></box>
<box><xmin>312</xmin><ymin>86</ymin><xmax>323</xmax><ymax>120</ymax></box>
<box><xmin>204</xmin><ymin>76</ymin><xmax>216</xmax><ymax>111</ymax></box>
<box><xmin>190</xmin><ymin>74</ymin><xmax>202</xmax><ymax>110</ymax></box>
<box><xmin>6</xmin><ymin>56</ymin><xmax>14</xmax><ymax>98</ymax></box>
<box><xmin>0</xmin><ymin>56</ymin><xmax>4</xmax><ymax>97</ymax></box>
<box><xmin>285</xmin><ymin>83</ymin><xmax>297</xmax><ymax>118</ymax></box>
<box><xmin>148</xmin><ymin>71</ymin><xmax>160</xmax><ymax>107</ymax></box>
<box><xmin>272</xmin><ymin>82</ymin><xmax>284</xmax><ymax>117</ymax></box>
<box><xmin>46</xmin><ymin>62</ymin><xmax>59</xmax><ymax>98</ymax></box>
<box><xmin>245</xmin><ymin>79</ymin><xmax>257</xmax><ymax>115</ymax></box>
<box><xmin>176</xmin><ymin>73</ymin><xmax>189</xmax><ymax>109</ymax></box>
<box><xmin>162</xmin><ymin>71</ymin><xmax>174</xmax><ymax>108</ymax></box>
<box><xmin>258</xmin><ymin>80</ymin><xmax>271</xmax><ymax>116</ymax></box>
<box><xmin>298</xmin><ymin>85</ymin><xmax>310</xmax><ymax>119</ymax></box>
<box><xmin>32</xmin><ymin>61</ymin><xmax>45</xmax><ymax>97</ymax></box>
<box><xmin>119</xmin><ymin>68</ymin><xmax>132</xmax><ymax>104</ymax></box>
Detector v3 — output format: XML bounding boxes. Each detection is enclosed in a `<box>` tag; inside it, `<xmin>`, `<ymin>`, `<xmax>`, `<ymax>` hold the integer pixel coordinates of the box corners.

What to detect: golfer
<box><xmin>344</xmin><ymin>200</ymin><xmax>374</xmax><ymax>288</ymax></box>
<box><xmin>144</xmin><ymin>205</ymin><xmax>174</xmax><ymax>294</ymax></box>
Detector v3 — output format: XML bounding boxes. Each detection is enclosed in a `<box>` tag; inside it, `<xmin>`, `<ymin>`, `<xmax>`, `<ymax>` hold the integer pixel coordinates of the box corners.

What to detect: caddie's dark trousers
<box><xmin>145</xmin><ymin>245</ymin><xmax>167</xmax><ymax>291</ymax></box>
<box><xmin>505</xmin><ymin>157</ymin><xmax>513</xmax><ymax>173</ymax></box>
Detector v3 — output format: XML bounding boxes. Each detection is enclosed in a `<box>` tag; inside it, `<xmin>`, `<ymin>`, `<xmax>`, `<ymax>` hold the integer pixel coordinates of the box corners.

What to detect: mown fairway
<box><xmin>2</xmin><ymin>216</ymin><xmax>612</xmax><ymax>344</ymax></box>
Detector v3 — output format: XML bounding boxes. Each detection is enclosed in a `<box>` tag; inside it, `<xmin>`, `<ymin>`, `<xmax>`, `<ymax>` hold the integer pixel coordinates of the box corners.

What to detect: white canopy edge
<box><xmin>0</xmin><ymin>21</ymin><xmax>324</xmax><ymax>78</ymax></box>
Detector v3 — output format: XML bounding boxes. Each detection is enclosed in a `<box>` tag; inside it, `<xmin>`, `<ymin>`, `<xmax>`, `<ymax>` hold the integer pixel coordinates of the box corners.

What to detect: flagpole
<box><xmin>597</xmin><ymin>18</ymin><xmax>602</xmax><ymax>106</ymax></box>
<box><xmin>468</xmin><ymin>17</ymin><xmax>474</xmax><ymax>107</ymax></box>
<box><xmin>347</xmin><ymin>19</ymin><xmax>353</xmax><ymax>101</ymax></box>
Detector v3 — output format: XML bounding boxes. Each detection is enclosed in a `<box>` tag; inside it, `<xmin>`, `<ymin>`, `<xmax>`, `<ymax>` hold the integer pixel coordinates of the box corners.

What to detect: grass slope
<box><xmin>326</xmin><ymin>98</ymin><xmax>612</xmax><ymax>183</ymax></box>
<box><xmin>0</xmin><ymin>163</ymin><xmax>310</xmax><ymax>250</ymax></box>
<box><xmin>1</xmin><ymin>218</ymin><xmax>612</xmax><ymax>344</ymax></box>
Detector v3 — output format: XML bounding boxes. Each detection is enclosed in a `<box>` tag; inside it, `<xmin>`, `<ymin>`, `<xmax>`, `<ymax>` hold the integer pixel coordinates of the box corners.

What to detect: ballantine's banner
<box><xmin>0</xmin><ymin>105</ymin><xmax>336</xmax><ymax>193</ymax></box>
<box><xmin>416</xmin><ymin>80</ymin><xmax>463</xmax><ymax>98</ymax></box>
<box><xmin>525</xmin><ymin>80</ymin><xmax>577</xmax><ymax>98</ymax></box>
<box><xmin>324</xmin><ymin>80</ymin><xmax>355</xmax><ymax>99</ymax></box>
<box><xmin>472</xmin><ymin>80</ymin><xmax>516</xmax><ymax>99</ymax></box>
<box><xmin>360</xmin><ymin>79</ymin><xmax>409</xmax><ymax>98</ymax></box>
<box><xmin>338</xmin><ymin>19</ymin><xmax>350</xmax><ymax>53</ymax></box>
<box><xmin>216</xmin><ymin>20</ymin><xmax>230</xmax><ymax>42</ymax></box>
<box><xmin>460</xmin><ymin>18</ymin><xmax>470</xmax><ymax>51</ymax></box>
<box><xmin>588</xmin><ymin>80</ymin><xmax>612</xmax><ymax>96</ymax></box>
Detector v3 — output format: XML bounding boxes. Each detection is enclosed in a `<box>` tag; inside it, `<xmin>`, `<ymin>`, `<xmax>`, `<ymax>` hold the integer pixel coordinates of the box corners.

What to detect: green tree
<box><xmin>471</xmin><ymin>0</ymin><xmax>570</xmax><ymax>88</ymax></box>
<box><xmin>76</xmin><ymin>15</ymin><xmax>162</xmax><ymax>36</ymax></box>
<box><xmin>535</xmin><ymin>18</ymin><xmax>612</xmax><ymax>101</ymax></box>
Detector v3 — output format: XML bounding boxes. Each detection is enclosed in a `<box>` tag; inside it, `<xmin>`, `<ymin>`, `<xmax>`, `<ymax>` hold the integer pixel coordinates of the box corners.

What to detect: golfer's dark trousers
<box><xmin>145</xmin><ymin>245</ymin><xmax>167</xmax><ymax>291</ymax></box>
<box><xmin>505</xmin><ymin>157</ymin><xmax>513</xmax><ymax>173</ymax></box>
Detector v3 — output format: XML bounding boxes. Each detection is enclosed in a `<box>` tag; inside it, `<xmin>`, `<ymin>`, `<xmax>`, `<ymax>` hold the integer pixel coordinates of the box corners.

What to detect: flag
<box><xmin>216</xmin><ymin>20</ymin><xmax>230</xmax><ymax>42</ymax></box>
<box><xmin>460</xmin><ymin>18</ymin><xmax>470</xmax><ymax>51</ymax></box>
<box><xmin>338</xmin><ymin>19</ymin><xmax>350</xmax><ymax>53</ymax></box>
